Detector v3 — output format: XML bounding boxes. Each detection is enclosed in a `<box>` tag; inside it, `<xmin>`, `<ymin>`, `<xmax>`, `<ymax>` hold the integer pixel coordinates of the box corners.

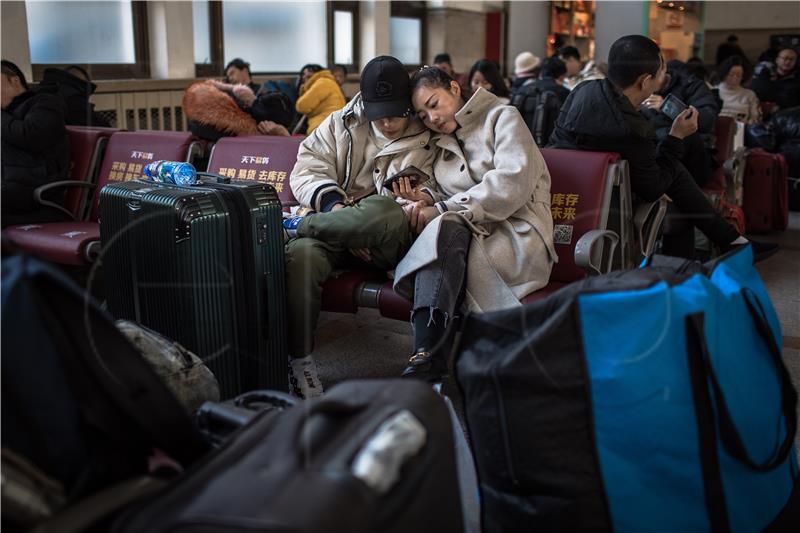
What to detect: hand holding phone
<box><xmin>382</xmin><ymin>166</ymin><xmax>428</xmax><ymax>190</ymax></box>
<box><xmin>669</xmin><ymin>105</ymin><xmax>699</xmax><ymax>140</ymax></box>
<box><xmin>661</xmin><ymin>94</ymin><xmax>688</xmax><ymax>121</ymax></box>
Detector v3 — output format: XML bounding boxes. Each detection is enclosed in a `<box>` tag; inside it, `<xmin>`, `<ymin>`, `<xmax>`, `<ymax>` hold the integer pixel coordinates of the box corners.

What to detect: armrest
<box><xmin>574</xmin><ymin>229</ymin><xmax>620</xmax><ymax>276</ymax></box>
<box><xmin>634</xmin><ymin>196</ymin><xmax>668</xmax><ymax>259</ymax></box>
<box><xmin>33</xmin><ymin>180</ymin><xmax>96</xmax><ymax>221</ymax></box>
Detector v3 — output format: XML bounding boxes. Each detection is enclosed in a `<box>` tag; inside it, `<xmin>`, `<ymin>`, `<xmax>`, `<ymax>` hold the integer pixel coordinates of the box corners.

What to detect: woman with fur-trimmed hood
<box><xmin>182</xmin><ymin>80</ymin><xmax>294</xmax><ymax>141</ymax></box>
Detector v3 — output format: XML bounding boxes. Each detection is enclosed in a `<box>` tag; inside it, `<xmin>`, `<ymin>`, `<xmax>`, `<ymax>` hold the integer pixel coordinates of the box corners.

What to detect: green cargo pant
<box><xmin>285</xmin><ymin>195</ymin><xmax>412</xmax><ymax>357</ymax></box>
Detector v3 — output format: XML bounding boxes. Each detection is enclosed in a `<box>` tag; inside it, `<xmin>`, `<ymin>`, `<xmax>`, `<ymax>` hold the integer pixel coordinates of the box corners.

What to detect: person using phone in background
<box><xmin>640</xmin><ymin>59</ymin><xmax>720</xmax><ymax>187</ymax></box>
<box><xmin>283</xmin><ymin>56</ymin><xmax>437</xmax><ymax>399</ymax></box>
<box><xmin>549</xmin><ymin>35</ymin><xmax>778</xmax><ymax>261</ymax></box>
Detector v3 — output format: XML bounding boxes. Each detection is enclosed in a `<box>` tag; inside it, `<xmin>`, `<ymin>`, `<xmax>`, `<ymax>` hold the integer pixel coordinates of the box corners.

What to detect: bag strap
<box><xmin>691</xmin><ymin>292</ymin><xmax>797</xmax><ymax>472</ymax></box>
<box><xmin>685</xmin><ymin>314</ymin><xmax>730</xmax><ymax>533</ymax></box>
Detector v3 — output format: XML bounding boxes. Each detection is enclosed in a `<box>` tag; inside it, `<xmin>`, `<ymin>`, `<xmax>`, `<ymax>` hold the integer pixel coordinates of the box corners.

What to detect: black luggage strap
<box><xmin>689</xmin><ymin>293</ymin><xmax>797</xmax><ymax>472</ymax></box>
<box><xmin>686</xmin><ymin>313</ymin><xmax>731</xmax><ymax>533</ymax></box>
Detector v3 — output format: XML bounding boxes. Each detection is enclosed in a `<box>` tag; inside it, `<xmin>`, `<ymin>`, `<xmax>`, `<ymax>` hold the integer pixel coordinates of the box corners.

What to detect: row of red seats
<box><xmin>3</xmin><ymin>128</ymin><xmax>656</xmax><ymax>321</ymax></box>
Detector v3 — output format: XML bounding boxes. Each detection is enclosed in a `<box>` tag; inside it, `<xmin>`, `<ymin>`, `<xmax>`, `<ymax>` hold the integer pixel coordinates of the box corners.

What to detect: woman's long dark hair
<box><xmin>468</xmin><ymin>59</ymin><xmax>510</xmax><ymax>98</ymax></box>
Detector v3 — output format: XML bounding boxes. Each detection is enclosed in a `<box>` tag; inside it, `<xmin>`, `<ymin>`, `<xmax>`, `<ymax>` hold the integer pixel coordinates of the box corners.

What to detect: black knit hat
<box><xmin>360</xmin><ymin>56</ymin><xmax>411</xmax><ymax>121</ymax></box>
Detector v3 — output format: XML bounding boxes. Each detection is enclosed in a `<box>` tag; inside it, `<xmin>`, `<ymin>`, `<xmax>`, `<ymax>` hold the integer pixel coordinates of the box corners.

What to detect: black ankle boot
<box><xmin>401</xmin><ymin>349</ymin><xmax>448</xmax><ymax>383</ymax></box>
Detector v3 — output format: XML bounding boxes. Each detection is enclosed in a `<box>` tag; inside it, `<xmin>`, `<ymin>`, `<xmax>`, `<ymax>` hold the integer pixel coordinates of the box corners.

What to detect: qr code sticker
<box><xmin>554</xmin><ymin>224</ymin><xmax>573</xmax><ymax>245</ymax></box>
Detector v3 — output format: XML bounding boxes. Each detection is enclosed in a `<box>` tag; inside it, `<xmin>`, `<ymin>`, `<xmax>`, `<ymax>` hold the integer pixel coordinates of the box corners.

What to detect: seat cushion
<box><xmin>3</xmin><ymin>222</ymin><xmax>100</xmax><ymax>266</ymax></box>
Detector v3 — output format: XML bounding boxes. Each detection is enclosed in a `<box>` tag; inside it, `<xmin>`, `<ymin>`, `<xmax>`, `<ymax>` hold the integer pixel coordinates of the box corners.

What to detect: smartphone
<box><xmin>382</xmin><ymin>166</ymin><xmax>429</xmax><ymax>189</ymax></box>
<box><xmin>661</xmin><ymin>94</ymin><xmax>688</xmax><ymax>121</ymax></box>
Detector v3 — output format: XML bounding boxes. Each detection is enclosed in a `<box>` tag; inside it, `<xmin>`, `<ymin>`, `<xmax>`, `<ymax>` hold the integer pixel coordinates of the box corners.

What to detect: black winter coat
<box><xmin>773</xmin><ymin>72</ymin><xmax>800</xmax><ymax>110</ymax></box>
<box><xmin>40</xmin><ymin>68</ymin><xmax>110</xmax><ymax>127</ymax></box>
<box><xmin>548</xmin><ymin>78</ymin><xmax>685</xmax><ymax>202</ymax></box>
<box><xmin>1</xmin><ymin>88</ymin><xmax>70</xmax><ymax>213</ymax></box>
<box><xmin>640</xmin><ymin>71</ymin><xmax>719</xmax><ymax>141</ymax></box>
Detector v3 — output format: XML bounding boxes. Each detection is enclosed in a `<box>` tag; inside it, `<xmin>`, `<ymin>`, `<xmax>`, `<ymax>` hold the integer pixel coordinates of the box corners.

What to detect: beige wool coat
<box><xmin>290</xmin><ymin>93</ymin><xmax>436</xmax><ymax>212</ymax></box>
<box><xmin>393</xmin><ymin>88</ymin><xmax>557</xmax><ymax>312</ymax></box>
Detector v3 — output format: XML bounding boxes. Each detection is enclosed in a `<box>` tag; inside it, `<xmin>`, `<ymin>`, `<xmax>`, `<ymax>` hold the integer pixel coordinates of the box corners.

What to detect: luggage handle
<box><xmin>690</xmin><ymin>291</ymin><xmax>797</xmax><ymax>472</ymax></box>
<box><xmin>195</xmin><ymin>171</ymin><xmax>230</xmax><ymax>184</ymax></box>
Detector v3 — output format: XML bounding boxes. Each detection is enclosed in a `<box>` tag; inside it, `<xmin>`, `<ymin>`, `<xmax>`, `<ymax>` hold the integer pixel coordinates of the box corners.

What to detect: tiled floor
<box><xmin>314</xmin><ymin>213</ymin><xmax>800</xmax><ymax>449</ymax></box>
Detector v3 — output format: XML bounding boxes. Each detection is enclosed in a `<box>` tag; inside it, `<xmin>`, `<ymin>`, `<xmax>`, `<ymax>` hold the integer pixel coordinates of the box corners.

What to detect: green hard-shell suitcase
<box><xmin>99</xmin><ymin>176</ymin><xmax>287</xmax><ymax>398</ymax></box>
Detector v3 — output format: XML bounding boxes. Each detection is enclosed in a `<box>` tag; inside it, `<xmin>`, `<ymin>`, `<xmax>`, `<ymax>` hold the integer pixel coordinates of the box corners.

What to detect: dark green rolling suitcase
<box><xmin>99</xmin><ymin>176</ymin><xmax>287</xmax><ymax>398</ymax></box>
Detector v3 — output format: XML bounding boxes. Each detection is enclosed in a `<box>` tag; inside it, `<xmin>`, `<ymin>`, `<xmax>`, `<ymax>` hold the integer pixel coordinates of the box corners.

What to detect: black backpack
<box><xmin>511</xmin><ymin>81</ymin><xmax>562</xmax><ymax>146</ymax></box>
<box><xmin>1</xmin><ymin>255</ymin><xmax>208</xmax><ymax>517</ymax></box>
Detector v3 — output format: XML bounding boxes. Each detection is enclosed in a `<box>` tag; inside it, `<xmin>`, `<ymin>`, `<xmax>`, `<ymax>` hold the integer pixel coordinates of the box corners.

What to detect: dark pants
<box><xmin>636</xmin><ymin>162</ymin><xmax>739</xmax><ymax>258</ymax></box>
<box><xmin>680</xmin><ymin>133</ymin><xmax>716</xmax><ymax>188</ymax></box>
<box><xmin>284</xmin><ymin>196</ymin><xmax>411</xmax><ymax>357</ymax></box>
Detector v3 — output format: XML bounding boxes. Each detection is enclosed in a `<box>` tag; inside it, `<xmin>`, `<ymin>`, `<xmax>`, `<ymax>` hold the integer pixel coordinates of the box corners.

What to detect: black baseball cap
<box><xmin>360</xmin><ymin>56</ymin><xmax>411</xmax><ymax>121</ymax></box>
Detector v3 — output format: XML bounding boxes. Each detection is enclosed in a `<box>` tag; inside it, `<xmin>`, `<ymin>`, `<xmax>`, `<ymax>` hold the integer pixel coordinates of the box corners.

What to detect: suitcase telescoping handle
<box><xmin>196</xmin><ymin>171</ymin><xmax>231</xmax><ymax>184</ymax></box>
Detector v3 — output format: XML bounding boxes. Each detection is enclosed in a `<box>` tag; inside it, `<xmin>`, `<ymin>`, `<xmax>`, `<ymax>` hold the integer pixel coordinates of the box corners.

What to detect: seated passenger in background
<box><xmin>548</xmin><ymin>35</ymin><xmax>777</xmax><ymax>262</ymax></box>
<box><xmin>641</xmin><ymin>59</ymin><xmax>720</xmax><ymax>187</ymax></box>
<box><xmin>771</xmin><ymin>47</ymin><xmax>799</xmax><ymax>110</ymax></box>
<box><xmin>330</xmin><ymin>64</ymin><xmax>348</xmax><ymax>87</ymax></box>
<box><xmin>534</xmin><ymin>57</ymin><xmax>571</xmax><ymax>106</ymax></box>
<box><xmin>329</xmin><ymin>64</ymin><xmax>351</xmax><ymax>102</ymax></box>
<box><xmin>716</xmin><ymin>56</ymin><xmax>761</xmax><ymax>125</ymax></box>
<box><xmin>393</xmin><ymin>67</ymin><xmax>556</xmax><ymax>382</ymax></box>
<box><xmin>509</xmin><ymin>51</ymin><xmax>541</xmax><ymax>94</ymax></box>
<box><xmin>284</xmin><ymin>56</ymin><xmax>435</xmax><ymax>399</ymax></box>
<box><xmin>40</xmin><ymin>65</ymin><xmax>110</xmax><ymax>127</ymax></box>
<box><xmin>559</xmin><ymin>45</ymin><xmax>604</xmax><ymax>90</ymax></box>
<box><xmin>183</xmin><ymin>79</ymin><xmax>294</xmax><ymax>141</ymax></box>
<box><xmin>295</xmin><ymin>64</ymin><xmax>346</xmax><ymax>134</ymax></box>
<box><xmin>433</xmin><ymin>53</ymin><xmax>469</xmax><ymax>93</ymax></box>
<box><xmin>1</xmin><ymin>60</ymin><xmax>70</xmax><ymax>228</ymax></box>
<box><xmin>224</xmin><ymin>58</ymin><xmax>261</xmax><ymax>94</ymax></box>
<box><xmin>468</xmin><ymin>59</ymin><xmax>510</xmax><ymax>104</ymax></box>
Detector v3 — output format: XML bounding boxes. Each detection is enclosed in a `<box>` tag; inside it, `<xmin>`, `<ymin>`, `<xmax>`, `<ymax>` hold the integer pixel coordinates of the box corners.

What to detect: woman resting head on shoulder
<box><xmin>391</xmin><ymin>66</ymin><xmax>557</xmax><ymax>382</ymax></box>
<box><xmin>467</xmin><ymin>59</ymin><xmax>510</xmax><ymax>104</ymax></box>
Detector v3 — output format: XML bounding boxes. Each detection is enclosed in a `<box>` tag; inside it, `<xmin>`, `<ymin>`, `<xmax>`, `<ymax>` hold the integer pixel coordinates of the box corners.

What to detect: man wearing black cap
<box><xmin>283</xmin><ymin>56</ymin><xmax>436</xmax><ymax>399</ymax></box>
<box><xmin>2</xmin><ymin>59</ymin><xmax>70</xmax><ymax>228</ymax></box>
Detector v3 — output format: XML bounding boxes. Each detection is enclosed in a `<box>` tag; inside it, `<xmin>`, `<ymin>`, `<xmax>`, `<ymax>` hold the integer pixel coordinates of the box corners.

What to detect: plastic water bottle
<box><xmin>142</xmin><ymin>161</ymin><xmax>197</xmax><ymax>185</ymax></box>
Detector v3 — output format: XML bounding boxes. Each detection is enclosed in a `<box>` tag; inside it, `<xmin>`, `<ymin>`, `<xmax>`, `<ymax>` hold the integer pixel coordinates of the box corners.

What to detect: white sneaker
<box><xmin>288</xmin><ymin>355</ymin><xmax>324</xmax><ymax>399</ymax></box>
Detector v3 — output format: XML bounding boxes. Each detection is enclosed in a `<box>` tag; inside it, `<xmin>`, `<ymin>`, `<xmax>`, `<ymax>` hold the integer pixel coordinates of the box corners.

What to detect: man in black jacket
<box><xmin>534</xmin><ymin>57</ymin><xmax>571</xmax><ymax>107</ymax></box>
<box><xmin>640</xmin><ymin>60</ymin><xmax>720</xmax><ymax>186</ymax></box>
<box><xmin>1</xmin><ymin>60</ymin><xmax>70</xmax><ymax>228</ymax></box>
<box><xmin>40</xmin><ymin>66</ymin><xmax>110</xmax><ymax>127</ymax></box>
<box><xmin>549</xmin><ymin>36</ymin><xmax>777</xmax><ymax>261</ymax></box>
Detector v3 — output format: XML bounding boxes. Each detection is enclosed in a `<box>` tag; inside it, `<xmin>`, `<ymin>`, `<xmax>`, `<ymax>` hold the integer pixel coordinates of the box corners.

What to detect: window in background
<box><xmin>193</xmin><ymin>0</ymin><xmax>211</xmax><ymax>64</ymax></box>
<box><xmin>222</xmin><ymin>1</ymin><xmax>327</xmax><ymax>73</ymax></box>
<box><xmin>27</xmin><ymin>1</ymin><xmax>135</xmax><ymax>63</ymax></box>
<box><xmin>26</xmin><ymin>0</ymin><xmax>148</xmax><ymax>79</ymax></box>
<box><xmin>333</xmin><ymin>10</ymin><xmax>354</xmax><ymax>65</ymax></box>
<box><xmin>390</xmin><ymin>17</ymin><xmax>422</xmax><ymax>65</ymax></box>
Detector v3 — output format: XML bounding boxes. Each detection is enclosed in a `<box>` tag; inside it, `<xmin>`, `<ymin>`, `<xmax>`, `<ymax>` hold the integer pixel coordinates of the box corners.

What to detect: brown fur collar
<box><xmin>182</xmin><ymin>81</ymin><xmax>259</xmax><ymax>136</ymax></box>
